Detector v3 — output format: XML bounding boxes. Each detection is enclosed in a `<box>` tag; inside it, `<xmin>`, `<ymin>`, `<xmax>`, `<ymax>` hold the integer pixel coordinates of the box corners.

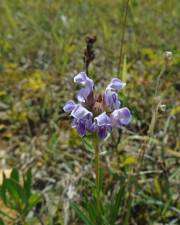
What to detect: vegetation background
<box><xmin>0</xmin><ymin>0</ymin><xmax>179</xmax><ymax>224</ymax></box>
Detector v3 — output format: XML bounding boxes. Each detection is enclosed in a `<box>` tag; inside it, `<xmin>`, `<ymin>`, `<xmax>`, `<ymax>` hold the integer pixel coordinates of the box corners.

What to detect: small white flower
<box><xmin>159</xmin><ymin>104</ymin><xmax>166</xmax><ymax>112</ymax></box>
<box><xmin>67</xmin><ymin>185</ymin><xmax>76</xmax><ymax>200</ymax></box>
<box><xmin>164</xmin><ymin>51</ymin><xmax>172</xmax><ymax>62</ymax></box>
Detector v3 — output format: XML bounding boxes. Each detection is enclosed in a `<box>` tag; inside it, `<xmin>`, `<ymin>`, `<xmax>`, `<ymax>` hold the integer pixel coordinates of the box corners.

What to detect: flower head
<box><xmin>63</xmin><ymin>72</ymin><xmax>131</xmax><ymax>139</ymax></box>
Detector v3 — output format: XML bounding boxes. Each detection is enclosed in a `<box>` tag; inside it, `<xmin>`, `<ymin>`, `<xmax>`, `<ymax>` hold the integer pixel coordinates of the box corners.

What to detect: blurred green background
<box><xmin>0</xmin><ymin>0</ymin><xmax>180</xmax><ymax>224</ymax></box>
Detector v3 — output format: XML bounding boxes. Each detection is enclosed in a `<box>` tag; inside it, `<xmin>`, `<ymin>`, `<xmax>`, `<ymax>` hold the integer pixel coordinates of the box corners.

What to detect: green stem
<box><xmin>154</xmin><ymin>65</ymin><xmax>166</xmax><ymax>98</ymax></box>
<box><xmin>95</xmin><ymin>141</ymin><xmax>100</xmax><ymax>192</ymax></box>
<box><xmin>94</xmin><ymin>139</ymin><xmax>100</xmax><ymax>209</ymax></box>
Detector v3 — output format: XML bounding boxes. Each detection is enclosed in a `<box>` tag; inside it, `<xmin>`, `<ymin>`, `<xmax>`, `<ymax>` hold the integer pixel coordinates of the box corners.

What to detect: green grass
<box><xmin>0</xmin><ymin>0</ymin><xmax>180</xmax><ymax>224</ymax></box>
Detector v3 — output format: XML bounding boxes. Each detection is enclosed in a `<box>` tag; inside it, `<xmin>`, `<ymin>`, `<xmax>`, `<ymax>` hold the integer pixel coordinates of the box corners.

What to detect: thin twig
<box><xmin>154</xmin><ymin>65</ymin><xmax>166</xmax><ymax>97</ymax></box>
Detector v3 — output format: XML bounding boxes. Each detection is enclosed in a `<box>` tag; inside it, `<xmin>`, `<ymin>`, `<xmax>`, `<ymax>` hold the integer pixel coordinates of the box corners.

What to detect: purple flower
<box><xmin>63</xmin><ymin>72</ymin><xmax>131</xmax><ymax>140</ymax></box>
<box><xmin>104</xmin><ymin>78</ymin><xmax>126</xmax><ymax>110</ymax></box>
<box><xmin>74</xmin><ymin>72</ymin><xmax>94</xmax><ymax>102</ymax></box>
<box><xmin>104</xmin><ymin>90</ymin><xmax>120</xmax><ymax>110</ymax></box>
<box><xmin>111</xmin><ymin>107</ymin><xmax>131</xmax><ymax>127</ymax></box>
<box><xmin>106</xmin><ymin>78</ymin><xmax>126</xmax><ymax>91</ymax></box>
<box><xmin>94</xmin><ymin>112</ymin><xmax>112</xmax><ymax>139</ymax></box>
<box><xmin>63</xmin><ymin>100</ymin><xmax>77</xmax><ymax>113</ymax></box>
<box><xmin>71</xmin><ymin>104</ymin><xmax>93</xmax><ymax>136</ymax></box>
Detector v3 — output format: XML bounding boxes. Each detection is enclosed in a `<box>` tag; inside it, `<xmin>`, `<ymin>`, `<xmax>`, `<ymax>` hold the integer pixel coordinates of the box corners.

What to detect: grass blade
<box><xmin>71</xmin><ymin>202</ymin><xmax>94</xmax><ymax>225</ymax></box>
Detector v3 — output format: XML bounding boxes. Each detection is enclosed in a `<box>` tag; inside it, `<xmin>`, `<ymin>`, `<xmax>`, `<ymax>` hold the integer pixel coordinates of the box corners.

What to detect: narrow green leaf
<box><xmin>0</xmin><ymin>218</ymin><xmax>5</xmax><ymax>225</ymax></box>
<box><xmin>24</xmin><ymin>169</ymin><xmax>32</xmax><ymax>199</ymax></box>
<box><xmin>10</xmin><ymin>168</ymin><xmax>19</xmax><ymax>183</ymax></box>
<box><xmin>109</xmin><ymin>177</ymin><xmax>126</xmax><ymax>224</ymax></box>
<box><xmin>0</xmin><ymin>180</ymin><xmax>7</xmax><ymax>205</ymax></box>
<box><xmin>102</xmin><ymin>215</ymin><xmax>110</xmax><ymax>225</ymax></box>
<box><xmin>82</xmin><ymin>137</ymin><xmax>93</xmax><ymax>153</ymax></box>
<box><xmin>28</xmin><ymin>193</ymin><xmax>40</xmax><ymax>209</ymax></box>
<box><xmin>6</xmin><ymin>178</ymin><xmax>27</xmax><ymax>205</ymax></box>
<box><xmin>71</xmin><ymin>202</ymin><xmax>94</xmax><ymax>225</ymax></box>
<box><xmin>85</xmin><ymin>200</ymin><xmax>98</xmax><ymax>225</ymax></box>
<box><xmin>48</xmin><ymin>132</ymin><xmax>59</xmax><ymax>150</ymax></box>
<box><xmin>122</xmin><ymin>54</ymin><xmax>127</xmax><ymax>84</ymax></box>
<box><xmin>123</xmin><ymin>176</ymin><xmax>135</xmax><ymax>225</ymax></box>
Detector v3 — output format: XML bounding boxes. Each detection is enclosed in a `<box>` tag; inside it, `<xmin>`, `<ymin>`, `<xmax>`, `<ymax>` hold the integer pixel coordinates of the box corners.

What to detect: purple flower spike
<box><xmin>104</xmin><ymin>90</ymin><xmax>120</xmax><ymax>110</ymax></box>
<box><xmin>71</xmin><ymin>105</ymin><xmax>93</xmax><ymax>136</ymax></box>
<box><xmin>106</xmin><ymin>78</ymin><xmax>126</xmax><ymax>91</ymax></box>
<box><xmin>94</xmin><ymin>112</ymin><xmax>112</xmax><ymax>139</ymax></box>
<box><xmin>63</xmin><ymin>100</ymin><xmax>76</xmax><ymax>113</ymax></box>
<box><xmin>63</xmin><ymin>72</ymin><xmax>131</xmax><ymax>139</ymax></box>
<box><xmin>74</xmin><ymin>72</ymin><xmax>94</xmax><ymax>102</ymax></box>
<box><xmin>111</xmin><ymin>107</ymin><xmax>131</xmax><ymax>126</ymax></box>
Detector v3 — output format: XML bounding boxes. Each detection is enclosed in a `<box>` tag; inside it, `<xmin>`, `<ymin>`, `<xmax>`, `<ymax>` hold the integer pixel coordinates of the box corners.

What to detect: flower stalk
<box><xmin>94</xmin><ymin>139</ymin><xmax>100</xmax><ymax>194</ymax></box>
<box><xmin>94</xmin><ymin>138</ymin><xmax>100</xmax><ymax>210</ymax></box>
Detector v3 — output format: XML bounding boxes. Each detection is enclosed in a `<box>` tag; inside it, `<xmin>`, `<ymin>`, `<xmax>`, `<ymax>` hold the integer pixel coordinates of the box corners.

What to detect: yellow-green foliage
<box><xmin>0</xmin><ymin>1</ymin><xmax>179</xmax><ymax>223</ymax></box>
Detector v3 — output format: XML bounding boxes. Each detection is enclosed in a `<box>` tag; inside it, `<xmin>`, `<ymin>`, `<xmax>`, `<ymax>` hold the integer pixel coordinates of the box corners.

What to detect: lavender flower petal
<box><xmin>97</xmin><ymin>127</ymin><xmax>108</xmax><ymax>139</ymax></box>
<box><xmin>94</xmin><ymin>112</ymin><xmax>112</xmax><ymax>139</ymax></box>
<box><xmin>74</xmin><ymin>72</ymin><xmax>88</xmax><ymax>84</ymax></box>
<box><xmin>71</xmin><ymin>104</ymin><xmax>92</xmax><ymax>119</ymax></box>
<box><xmin>74</xmin><ymin>72</ymin><xmax>94</xmax><ymax>102</ymax></box>
<box><xmin>63</xmin><ymin>100</ymin><xmax>76</xmax><ymax>113</ymax></box>
<box><xmin>106</xmin><ymin>78</ymin><xmax>126</xmax><ymax>91</ymax></box>
<box><xmin>77</xmin><ymin>119</ymin><xmax>86</xmax><ymax>136</ymax></box>
<box><xmin>71</xmin><ymin>118</ymin><xmax>86</xmax><ymax>136</ymax></box>
<box><xmin>71</xmin><ymin>105</ymin><xmax>93</xmax><ymax>136</ymax></box>
<box><xmin>95</xmin><ymin>112</ymin><xmax>111</xmax><ymax>126</ymax></box>
<box><xmin>111</xmin><ymin>107</ymin><xmax>131</xmax><ymax>126</ymax></box>
<box><xmin>74</xmin><ymin>72</ymin><xmax>94</xmax><ymax>88</ymax></box>
<box><xmin>104</xmin><ymin>90</ymin><xmax>120</xmax><ymax>110</ymax></box>
<box><xmin>76</xmin><ymin>87</ymin><xmax>91</xmax><ymax>102</ymax></box>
